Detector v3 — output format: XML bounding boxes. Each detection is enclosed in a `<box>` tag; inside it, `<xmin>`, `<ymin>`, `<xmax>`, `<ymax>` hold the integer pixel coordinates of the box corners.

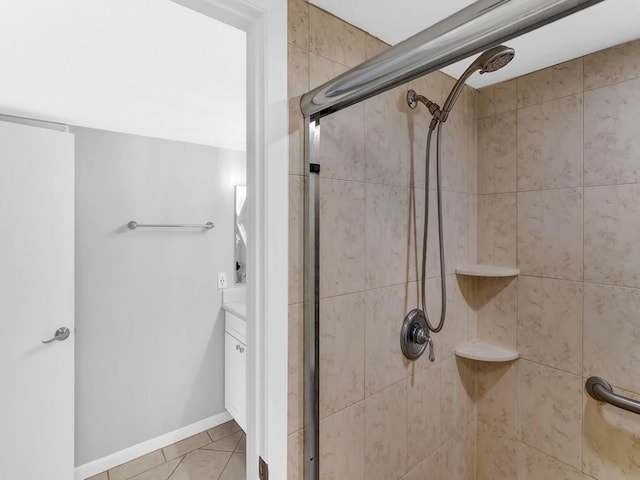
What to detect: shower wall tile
<box><xmin>476</xmin><ymin>362</ymin><xmax>516</xmax><ymax>436</ymax></box>
<box><xmin>364</xmin><ymin>284</ymin><xmax>413</xmax><ymax>396</ymax></box>
<box><xmin>477</xmin><ymin>111</ymin><xmax>517</xmax><ymax>194</ymax></box>
<box><xmin>401</xmin><ymin>452</ymin><xmax>442</xmax><ymax>480</ymax></box>
<box><xmin>516</xmin><ymin>58</ymin><xmax>584</xmax><ymax>108</ymax></box>
<box><xmin>288</xmin><ymin>43</ymin><xmax>309</xmax><ymax>98</ymax></box>
<box><xmin>364</xmin><ymin>381</ymin><xmax>408</xmax><ymax>480</ymax></box>
<box><xmin>443</xmin><ymin>75</ymin><xmax>477</xmax><ymax>120</ymax></box>
<box><xmin>320</xmin><ymin>401</ymin><xmax>365</xmax><ymax>480</ymax></box>
<box><xmin>407</xmin><ymin>187</ymin><xmax>424</xmax><ymax>283</ymax></box>
<box><xmin>583</xmin><ymin>283</ymin><xmax>640</xmax><ymax>393</ymax></box>
<box><xmin>288</xmin><ymin>430</ymin><xmax>304</xmax><ymax>480</ymax></box>
<box><xmin>583</xmin><ymin>385</ymin><xmax>640</xmax><ymax>478</ymax></box>
<box><xmin>410</xmin><ymin>188</ymin><xmax>447</xmax><ymax>283</ymax></box>
<box><xmin>288</xmin><ymin>303</ymin><xmax>303</xmax><ymax>434</ymax></box>
<box><xmin>517</xmin><ymin>442</ymin><xmax>582</xmax><ymax>480</ymax></box>
<box><xmin>439</xmin><ymin>422</ymin><xmax>476</xmax><ymax>480</ymax></box>
<box><xmin>584</xmin><ymin>77</ymin><xmax>640</xmax><ymax>186</ymax></box>
<box><xmin>584</xmin><ymin>184</ymin><xmax>640</xmax><ymax>289</ymax></box>
<box><xmin>364</xmin><ymin>86</ymin><xmax>411</xmax><ymax>186</ymax></box>
<box><xmin>288</xmin><ymin>175</ymin><xmax>304</xmax><ymax>305</ymax></box>
<box><xmin>517</xmin><ymin>360</ymin><xmax>583</xmax><ymax>469</ymax></box>
<box><xmin>474</xmin><ymin>277</ymin><xmax>518</xmax><ymax>349</ymax></box>
<box><xmin>319</xmin><ymin>102</ymin><xmax>365</xmax><ymax>182</ymax></box>
<box><xmin>440</xmin><ymin>357</ymin><xmax>475</xmax><ymax>443</ymax></box>
<box><xmin>517</xmin><ymin>276</ymin><xmax>583</xmax><ymax>375</ymax></box>
<box><xmin>364</xmin><ymin>34</ymin><xmax>388</xmax><ymax>60</ymax></box>
<box><xmin>319</xmin><ymin>178</ymin><xmax>366</xmax><ymax>298</ymax></box>
<box><xmin>478</xmin><ymin>79</ymin><xmax>516</xmax><ymax>118</ymax></box>
<box><xmin>407</xmin><ymin>107</ymin><xmax>429</xmax><ymax>191</ymax></box>
<box><xmin>468</xmin><ymin>190</ymin><xmax>478</xmax><ymax>268</ymax></box>
<box><xmin>438</xmin><ymin>274</ymin><xmax>470</xmax><ymax>360</ymax></box>
<box><xmin>414</xmin><ymin>70</ymin><xmax>447</xmax><ymax>106</ymax></box>
<box><xmin>407</xmin><ymin>364</ymin><xmax>441</xmax><ymax>469</ymax></box>
<box><xmin>409</xmin><ymin>73</ymin><xmax>446</xmax><ymax>191</ymax></box>
<box><xmin>443</xmin><ymin>191</ymin><xmax>474</xmax><ymax>275</ymax></box>
<box><xmin>319</xmin><ymin>293</ymin><xmax>365</xmax><ymax>418</ymax></box>
<box><xmin>288</xmin><ymin>0</ymin><xmax>309</xmax><ymax>50</ymax></box>
<box><xmin>584</xmin><ymin>38</ymin><xmax>640</xmax><ymax>90</ymax></box>
<box><xmin>309</xmin><ymin>6</ymin><xmax>365</xmax><ymax>68</ymax></box>
<box><xmin>477</xmin><ymin>193</ymin><xmax>517</xmax><ymax>267</ymax></box>
<box><xmin>476</xmin><ymin>422</ymin><xmax>516</xmax><ymax>480</ymax></box>
<box><xmin>516</xmin><ymin>94</ymin><xmax>583</xmax><ymax>190</ymax></box>
<box><xmin>365</xmin><ymin>183</ymin><xmax>409</xmax><ymax>289</ymax></box>
<box><xmin>309</xmin><ymin>52</ymin><xmax>348</xmax><ymax>90</ymax></box>
<box><xmin>517</xmin><ymin>188</ymin><xmax>583</xmax><ymax>281</ymax></box>
<box><xmin>443</xmin><ymin>112</ymin><xmax>477</xmax><ymax>193</ymax></box>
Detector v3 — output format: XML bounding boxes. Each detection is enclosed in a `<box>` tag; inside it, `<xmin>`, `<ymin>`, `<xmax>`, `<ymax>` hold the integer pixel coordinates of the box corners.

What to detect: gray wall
<box><xmin>73</xmin><ymin>126</ymin><xmax>245</xmax><ymax>465</ymax></box>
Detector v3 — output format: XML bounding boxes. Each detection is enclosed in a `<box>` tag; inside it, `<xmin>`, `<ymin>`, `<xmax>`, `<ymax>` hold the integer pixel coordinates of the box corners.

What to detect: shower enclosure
<box><xmin>297</xmin><ymin>1</ymin><xmax>605</xmax><ymax>479</ymax></box>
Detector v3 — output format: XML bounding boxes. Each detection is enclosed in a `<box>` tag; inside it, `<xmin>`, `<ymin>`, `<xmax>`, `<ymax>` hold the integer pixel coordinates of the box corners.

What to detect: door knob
<box><xmin>42</xmin><ymin>327</ymin><xmax>70</xmax><ymax>344</ymax></box>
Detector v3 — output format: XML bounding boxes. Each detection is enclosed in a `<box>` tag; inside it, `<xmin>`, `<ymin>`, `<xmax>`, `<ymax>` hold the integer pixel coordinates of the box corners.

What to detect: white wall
<box><xmin>73</xmin><ymin>126</ymin><xmax>245</xmax><ymax>465</ymax></box>
<box><xmin>0</xmin><ymin>0</ymin><xmax>246</xmax><ymax>150</ymax></box>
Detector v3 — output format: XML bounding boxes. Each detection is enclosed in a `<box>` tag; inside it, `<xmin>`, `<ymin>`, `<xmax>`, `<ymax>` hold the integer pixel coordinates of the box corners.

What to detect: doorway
<box><xmin>0</xmin><ymin>0</ymin><xmax>288</xmax><ymax>479</ymax></box>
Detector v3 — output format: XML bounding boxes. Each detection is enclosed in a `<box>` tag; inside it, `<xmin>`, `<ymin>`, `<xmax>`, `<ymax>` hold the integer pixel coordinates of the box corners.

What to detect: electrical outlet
<box><xmin>217</xmin><ymin>272</ymin><xmax>227</xmax><ymax>290</ymax></box>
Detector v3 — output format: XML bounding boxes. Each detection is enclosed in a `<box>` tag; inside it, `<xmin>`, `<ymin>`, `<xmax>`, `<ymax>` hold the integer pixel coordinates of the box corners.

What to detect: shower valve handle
<box><xmin>412</xmin><ymin>325</ymin><xmax>435</xmax><ymax>362</ymax></box>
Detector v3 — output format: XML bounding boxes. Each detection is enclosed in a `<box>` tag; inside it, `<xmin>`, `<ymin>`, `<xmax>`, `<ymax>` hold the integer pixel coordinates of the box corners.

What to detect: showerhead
<box><xmin>441</xmin><ymin>45</ymin><xmax>515</xmax><ymax>118</ymax></box>
<box><xmin>476</xmin><ymin>45</ymin><xmax>515</xmax><ymax>73</ymax></box>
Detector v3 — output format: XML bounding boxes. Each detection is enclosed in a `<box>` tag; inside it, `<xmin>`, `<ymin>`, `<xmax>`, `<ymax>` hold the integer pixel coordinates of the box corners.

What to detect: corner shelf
<box><xmin>455</xmin><ymin>264</ymin><xmax>519</xmax><ymax>277</ymax></box>
<box><xmin>455</xmin><ymin>341</ymin><xmax>519</xmax><ymax>362</ymax></box>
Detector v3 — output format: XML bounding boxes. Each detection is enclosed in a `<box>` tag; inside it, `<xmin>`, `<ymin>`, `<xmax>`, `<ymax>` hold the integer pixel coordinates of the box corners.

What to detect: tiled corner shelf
<box><xmin>455</xmin><ymin>264</ymin><xmax>519</xmax><ymax>277</ymax></box>
<box><xmin>455</xmin><ymin>341</ymin><xmax>519</xmax><ymax>362</ymax></box>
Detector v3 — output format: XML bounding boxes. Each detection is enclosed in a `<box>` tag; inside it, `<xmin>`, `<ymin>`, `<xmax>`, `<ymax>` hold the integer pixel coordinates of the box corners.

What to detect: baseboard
<box><xmin>74</xmin><ymin>411</ymin><xmax>233</xmax><ymax>480</ymax></box>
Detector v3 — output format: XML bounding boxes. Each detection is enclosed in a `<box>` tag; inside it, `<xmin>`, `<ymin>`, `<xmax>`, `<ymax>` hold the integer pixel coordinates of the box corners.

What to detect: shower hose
<box><xmin>419</xmin><ymin>120</ymin><xmax>447</xmax><ymax>333</ymax></box>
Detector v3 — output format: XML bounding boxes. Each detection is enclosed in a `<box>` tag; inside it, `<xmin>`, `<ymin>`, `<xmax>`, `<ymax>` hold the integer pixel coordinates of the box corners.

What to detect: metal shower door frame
<box><xmin>303</xmin><ymin>116</ymin><xmax>321</xmax><ymax>480</ymax></box>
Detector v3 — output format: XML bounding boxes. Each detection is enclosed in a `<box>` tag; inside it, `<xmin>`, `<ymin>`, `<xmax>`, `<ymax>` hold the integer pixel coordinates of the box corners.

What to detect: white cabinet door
<box><xmin>0</xmin><ymin>120</ymin><xmax>75</xmax><ymax>479</ymax></box>
<box><xmin>225</xmin><ymin>332</ymin><xmax>247</xmax><ymax>431</ymax></box>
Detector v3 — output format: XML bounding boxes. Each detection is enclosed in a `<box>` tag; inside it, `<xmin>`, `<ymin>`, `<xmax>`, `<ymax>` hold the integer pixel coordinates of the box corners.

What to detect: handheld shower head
<box><xmin>441</xmin><ymin>45</ymin><xmax>515</xmax><ymax>118</ymax></box>
<box><xmin>475</xmin><ymin>45</ymin><xmax>515</xmax><ymax>73</ymax></box>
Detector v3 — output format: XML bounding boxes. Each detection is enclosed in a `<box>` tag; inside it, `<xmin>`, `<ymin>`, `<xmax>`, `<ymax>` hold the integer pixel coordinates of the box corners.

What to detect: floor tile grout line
<box><xmin>215</xmin><ymin>451</ymin><xmax>236</xmax><ymax>480</ymax></box>
<box><xmin>116</xmin><ymin>451</ymin><xmax>167</xmax><ymax>480</ymax></box>
<box><xmin>166</xmin><ymin>454</ymin><xmax>186</xmax><ymax>480</ymax></box>
<box><xmin>109</xmin><ymin>422</ymin><xmax>242</xmax><ymax>480</ymax></box>
<box><xmin>232</xmin><ymin>434</ymin><xmax>244</xmax><ymax>453</ymax></box>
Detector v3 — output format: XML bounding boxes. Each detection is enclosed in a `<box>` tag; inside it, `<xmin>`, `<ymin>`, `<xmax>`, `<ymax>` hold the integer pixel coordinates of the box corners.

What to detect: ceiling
<box><xmin>0</xmin><ymin>0</ymin><xmax>246</xmax><ymax>150</ymax></box>
<box><xmin>309</xmin><ymin>0</ymin><xmax>640</xmax><ymax>89</ymax></box>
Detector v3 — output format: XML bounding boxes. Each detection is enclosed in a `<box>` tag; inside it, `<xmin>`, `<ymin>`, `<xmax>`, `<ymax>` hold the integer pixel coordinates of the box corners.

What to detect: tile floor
<box><xmin>88</xmin><ymin>420</ymin><xmax>246</xmax><ymax>480</ymax></box>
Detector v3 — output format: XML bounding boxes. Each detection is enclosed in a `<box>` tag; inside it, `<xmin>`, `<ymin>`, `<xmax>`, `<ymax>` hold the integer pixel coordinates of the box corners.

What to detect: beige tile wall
<box><xmin>287</xmin><ymin>1</ymin><xmax>478</xmax><ymax>478</ymax></box>
<box><xmin>476</xmin><ymin>38</ymin><xmax>640</xmax><ymax>480</ymax></box>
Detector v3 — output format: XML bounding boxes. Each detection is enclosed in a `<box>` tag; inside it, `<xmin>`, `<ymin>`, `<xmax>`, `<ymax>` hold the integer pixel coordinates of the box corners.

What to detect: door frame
<box><xmin>171</xmin><ymin>0</ymin><xmax>288</xmax><ymax>478</ymax></box>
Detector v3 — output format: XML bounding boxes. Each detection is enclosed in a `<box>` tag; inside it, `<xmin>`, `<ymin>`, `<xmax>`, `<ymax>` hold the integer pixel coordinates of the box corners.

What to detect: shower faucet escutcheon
<box><xmin>400</xmin><ymin>309</ymin><xmax>435</xmax><ymax>361</ymax></box>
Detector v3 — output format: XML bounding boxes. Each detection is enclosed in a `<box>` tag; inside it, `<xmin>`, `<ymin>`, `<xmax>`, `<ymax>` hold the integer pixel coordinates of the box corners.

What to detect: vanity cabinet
<box><xmin>224</xmin><ymin>311</ymin><xmax>246</xmax><ymax>432</ymax></box>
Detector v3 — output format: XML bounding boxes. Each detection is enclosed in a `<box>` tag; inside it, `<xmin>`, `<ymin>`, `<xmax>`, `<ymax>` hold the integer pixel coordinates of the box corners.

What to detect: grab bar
<box><xmin>586</xmin><ymin>376</ymin><xmax>640</xmax><ymax>415</ymax></box>
<box><xmin>127</xmin><ymin>220</ymin><xmax>215</xmax><ymax>230</ymax></box>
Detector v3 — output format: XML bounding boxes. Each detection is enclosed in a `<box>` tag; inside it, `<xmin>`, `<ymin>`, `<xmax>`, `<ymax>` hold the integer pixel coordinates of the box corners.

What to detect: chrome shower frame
<box><xmin>302</xmin><ymin>1</ymin><xmax>603</xmax><ymax>479</ymax></box>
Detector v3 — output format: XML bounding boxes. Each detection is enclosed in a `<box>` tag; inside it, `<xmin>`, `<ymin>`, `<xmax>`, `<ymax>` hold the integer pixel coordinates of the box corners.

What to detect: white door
<box><xmin>0</xmin><ymin>120</ymin><xmax>75</xmax><ymax>479</ymax></box>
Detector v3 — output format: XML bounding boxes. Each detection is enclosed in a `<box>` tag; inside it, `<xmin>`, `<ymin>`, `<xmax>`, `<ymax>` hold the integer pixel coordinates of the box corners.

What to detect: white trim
<box><xmin>168</xmin><ymin>2</ymin><xmax>288</xmax><ymax>479</ymax></box>
<box><xmin>74</xmin><ymin>411</ymin><xmax>233</xmax><ymax>480</ymax></box>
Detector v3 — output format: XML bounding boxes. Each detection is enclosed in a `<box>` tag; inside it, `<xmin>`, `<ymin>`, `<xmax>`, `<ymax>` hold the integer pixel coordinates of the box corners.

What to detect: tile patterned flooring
<box><xmin>88</xmin><ymin>420</ymin><xmax>246</xmax><ymax>480</ymax></box>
